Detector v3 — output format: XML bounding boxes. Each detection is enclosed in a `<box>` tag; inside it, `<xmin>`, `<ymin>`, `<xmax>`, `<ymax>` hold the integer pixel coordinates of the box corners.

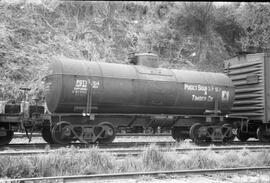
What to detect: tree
<box><xmin>180</xmin><ymin>2</ymin><xmax>215</xmax><ymax>63</ymax></box>
<box><xmin>214</xmin><ymin>4</ymin><xmax>244</xmax><ymax>55</ymax></box>
<box><xmin>167</xmin><ymin>3</ymin><xmax>215</xmax><ymax>64</ymax></box>
<box><xmin>235</xmin><ymin>3</ymin><xmax>270</xmax><ymax>52</ymax></box>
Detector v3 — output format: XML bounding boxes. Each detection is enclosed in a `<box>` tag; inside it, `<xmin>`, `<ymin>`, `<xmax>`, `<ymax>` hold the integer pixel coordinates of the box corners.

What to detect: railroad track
<box><xmin>4</xmin><ymin>139</ymin><xmax>270</xmax><ymax>151</ymax></box>
<box><xmin>1</xmin><ymin>141</ymin><xmax>176</xmax><ymax>150</ymax></box>
<box><xmin>5</xmin><ymin>166</ymin><xmax>270</xmax><ymax>183</ymax></box>
<box><xmin>13</xmin><ymin>133</ymin><xmax>172</xmax><ymax>138</ymax></box>
<box><xmin>1</xmin><ymin>145</ymin><xmax>270</xmax><ymax>157</ymax></box>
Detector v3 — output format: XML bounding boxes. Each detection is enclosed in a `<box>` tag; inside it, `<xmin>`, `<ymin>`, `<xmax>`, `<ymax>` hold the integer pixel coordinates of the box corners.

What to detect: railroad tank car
<box><xmin>43</xmin><ymin>53</ymin><xmax>239</xmax><ymax>145</ymax></box>
<box><xmin>224</xmin><ymin>52</ymin><xmax>270</xmax><ymax>142</ymax></box>
<box><xmin>45</xmin><ymin>55</ymin><xmax>234</xmax><ymax>115</ymax></box>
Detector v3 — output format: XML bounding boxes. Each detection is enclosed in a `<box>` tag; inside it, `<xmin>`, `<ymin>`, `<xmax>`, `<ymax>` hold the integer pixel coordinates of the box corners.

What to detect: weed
<box><xmin>142</xmin><ymin>144</ymin><xmax>177</xmax><ymax>170</ymax></box>
<box><xmin>1</xmin><ymin>146</ymin><xmax>270</xmax><ymax>179</ymax></box>
<box><xmin>117</xmin><ymin>156</ymin><xmax>143</xmax><ymax>173</ymax></box>
<box><xmin>221</xmin><ymin>150</ymin><xmax>240</xmax><ymax>168</ymax></box>
<box><xmin>179</xmin><ymin>149</ymin><xmax>220</xmax><ymax>169</ymax></box>
<box><xmin>0</xmin><ymin>156</ymin><xmax>35</xmax><ymax>179</ymax></box>
<box><xmin>256</xmin><ymin>150</ymin><xmax>270</xmax><ymax>166</ymax></box>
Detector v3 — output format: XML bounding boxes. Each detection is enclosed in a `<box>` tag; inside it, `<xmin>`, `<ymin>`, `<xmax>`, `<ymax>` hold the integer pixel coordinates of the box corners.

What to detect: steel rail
<box><xmin>1</xmin><ymin>145</ymin><xmax>270</xmax><ymax>156</ymax></box>
<box><xmin>5</xmin><ymin>166</ymin><xmax>270</xmax><ymax>183</ymax></box>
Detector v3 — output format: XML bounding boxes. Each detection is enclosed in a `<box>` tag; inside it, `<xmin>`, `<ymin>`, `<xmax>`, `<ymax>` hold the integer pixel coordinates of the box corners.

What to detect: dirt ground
<box><xmin>72</xmin><ymin>171</ymin><xmax>270</xmax><ymax>183</ymax></box>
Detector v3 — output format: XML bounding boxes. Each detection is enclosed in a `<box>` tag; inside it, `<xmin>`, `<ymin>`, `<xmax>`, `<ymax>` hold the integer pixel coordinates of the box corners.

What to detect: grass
<box><xmin>1</xmin><ymin>144</ymin><xmax>270</xmax><ymax>179</ymax></box>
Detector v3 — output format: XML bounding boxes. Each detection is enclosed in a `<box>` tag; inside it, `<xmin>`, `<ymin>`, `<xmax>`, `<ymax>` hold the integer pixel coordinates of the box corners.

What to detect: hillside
<box><xmin>0</xmin><ymin>1</ymin><xmax>270</xmax><ymax>100</ymax></box>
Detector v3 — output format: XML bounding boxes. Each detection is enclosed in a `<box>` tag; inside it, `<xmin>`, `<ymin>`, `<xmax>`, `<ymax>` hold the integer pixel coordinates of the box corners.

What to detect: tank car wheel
<box><xmin>236</xmin><ymin>129</ymin><xmax>249</xmax><ymax>142</ymax></box>
<box><xmin>257</xmin><ymin>125</ymin><xmax>270</xmax><ymax>142</ymax></box>
<box><xmin>51</xmin><ymin>121</ymin><xmax>74</xmax><ymax>145</ymax></box>
<box><xmin>96</xmin><ymin>122</ymin><xmax>116</xmax><ymax>144</ymax></box>
<box><xmin>0</xmin><ymin>126</ymin><xmax>14</xmax><ymax>146</ymax></box>
<box><xmin>189</xmin><ymin>123</ymin><xmax>206</xmax><ymax>144</ymax></box>
<box><xmin>222</xmin><ymin>124</ymin><xmax>235</xmax><ymax>143</ymax></box>
<box><xmin>171</xmin><ymin>127</ymin><xmax>189</xmax><ymax>142</ymax></box>
<box><xmin>41</xmin><ymin>126</ymin><xmax>55</xmax><ymax>144</ymax></box>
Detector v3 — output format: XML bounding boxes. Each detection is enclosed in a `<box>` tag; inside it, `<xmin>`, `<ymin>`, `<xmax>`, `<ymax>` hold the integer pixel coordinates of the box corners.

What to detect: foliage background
<box><xmin>0</xmin><ymin>1</ymin><xmax>270</xmax><ymax>100</ymax></box>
